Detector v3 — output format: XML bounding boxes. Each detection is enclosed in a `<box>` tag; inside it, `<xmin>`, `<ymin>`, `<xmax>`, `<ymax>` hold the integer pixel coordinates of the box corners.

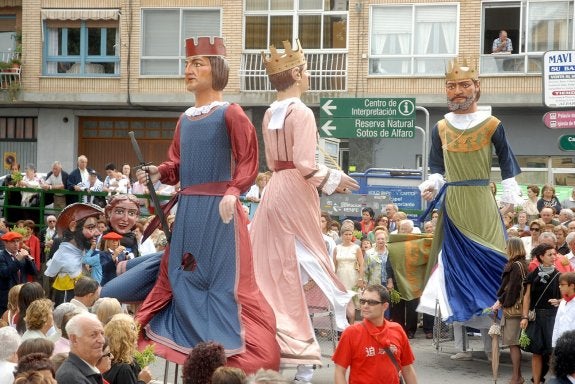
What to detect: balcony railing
<box><xmin>0</xmin><ymin>51</ymin><xmax>22</xmax><ymax>96</ymax></box>
<box><xmin>240</xmin><ymin>51</ymin><xmax>347</xmax><ymax>92</ymax></box>
<box><xmin>0</xmin><ymin>67</ymin><xmax>20</xmax><ymax>91</ymax></box>
<box><xmin>480</xmin><ymin>53</ymin><xmax>543</xmax><ymax>75</ymax></box>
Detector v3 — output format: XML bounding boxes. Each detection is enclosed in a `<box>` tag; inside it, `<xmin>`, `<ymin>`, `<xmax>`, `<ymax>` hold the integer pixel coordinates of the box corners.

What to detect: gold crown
<box><xmin>445</xmin><ymin>58</ymin><xmax>478</xmax><ymax>81</ymax></box>
<box><xmin>261</xmin><ymin>39</ymin><xmax>306</xmax><ymax>76</ymax></box>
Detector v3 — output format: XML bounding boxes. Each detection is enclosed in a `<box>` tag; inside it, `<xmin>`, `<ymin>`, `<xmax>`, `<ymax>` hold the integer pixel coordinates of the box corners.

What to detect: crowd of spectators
<box><xmin>3</xmin><ymin>159</ymin><xmax>575</xmax><ymax>383</ymax></box>
<box><xmin>0</xmin><ymin>159</ymin><xmax>308</xmax><ymax>383</ymax></box>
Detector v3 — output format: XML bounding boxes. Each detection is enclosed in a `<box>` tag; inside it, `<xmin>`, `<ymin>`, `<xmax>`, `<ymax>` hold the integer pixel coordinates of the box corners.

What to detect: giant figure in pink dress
<box><xmin>250</xmin><ymin>39</ymin><xmax>359</xmax><ymax>383</ymax></box>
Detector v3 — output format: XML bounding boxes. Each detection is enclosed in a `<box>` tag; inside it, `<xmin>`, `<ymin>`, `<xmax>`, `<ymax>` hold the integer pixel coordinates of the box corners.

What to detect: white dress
<box><xmin>334</xmin><ymin>243</ymin><xmax>360</xmax><ymax>291</ymax></box>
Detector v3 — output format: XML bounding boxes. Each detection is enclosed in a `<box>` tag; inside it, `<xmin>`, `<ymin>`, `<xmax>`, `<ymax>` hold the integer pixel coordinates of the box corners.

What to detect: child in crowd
<box><xmin>83</xmin><ymin>232</ymin><xmax>128</xmax><ymax>285</ymax></box>
<box><xmin>360</xmin><ymin>238</ymin><xmax>372</xmax><ymax>253</ymax></box>
<box><xmin>552</xmin><ymin>272</ymin><xmax>575</xmax><ymax>347</ymax></box>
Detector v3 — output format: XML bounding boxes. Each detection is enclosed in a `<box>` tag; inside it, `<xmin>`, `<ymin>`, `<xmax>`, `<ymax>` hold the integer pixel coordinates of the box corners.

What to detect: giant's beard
<box><xmin>73</xmin><ymin>225</ymin><xmax>93</xmax><ymax>250</ymax></box>
<box><xmin>447</xmin><ymin>95</ymin><xmax>475</xmax><ymax>112</ymax></box>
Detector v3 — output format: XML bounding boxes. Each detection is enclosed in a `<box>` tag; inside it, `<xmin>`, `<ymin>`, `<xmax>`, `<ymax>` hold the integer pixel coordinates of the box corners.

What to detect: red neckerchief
<box><xmin>564</xmin><ymin>294</ymin><xmax>575</xmax><ymax>303</ymax></box>
<box><xmin>362</xmin><ymin>319</ymin><xmax>390</xmax><ymax>348</ymax></box>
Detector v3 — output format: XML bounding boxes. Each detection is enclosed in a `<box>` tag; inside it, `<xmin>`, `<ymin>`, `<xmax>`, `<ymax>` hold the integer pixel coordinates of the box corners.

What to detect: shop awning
<box><xmin>41</xmin><ymin>9</ymin><xmax>120</xmax><ymax>21</ymax></box>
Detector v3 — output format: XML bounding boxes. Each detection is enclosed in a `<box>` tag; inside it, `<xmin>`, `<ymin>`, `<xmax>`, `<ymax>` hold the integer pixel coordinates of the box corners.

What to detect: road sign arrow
<box><xmin>321</xmin><ymin>99</ymin><xmax>337</xmax><ymax>116</ymax></box>
<box><xmin>321</xmin><ymin>120</ymin><xmax>337</xmax><ymax>136</ymax></box>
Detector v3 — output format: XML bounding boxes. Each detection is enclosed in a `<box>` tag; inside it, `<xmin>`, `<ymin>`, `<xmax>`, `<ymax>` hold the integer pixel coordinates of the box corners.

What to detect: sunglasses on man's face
<box><xmin>530</xmin><ymin>227</ymin><xmax>540</xmax><ymax>232</ymax></box>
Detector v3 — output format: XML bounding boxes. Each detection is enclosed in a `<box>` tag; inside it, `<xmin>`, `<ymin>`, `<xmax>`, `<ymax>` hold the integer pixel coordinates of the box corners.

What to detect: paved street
<box><xmin>148</xmin><ymin>330</ymin><xmax>534</xmax><ymax>384</ymax></box>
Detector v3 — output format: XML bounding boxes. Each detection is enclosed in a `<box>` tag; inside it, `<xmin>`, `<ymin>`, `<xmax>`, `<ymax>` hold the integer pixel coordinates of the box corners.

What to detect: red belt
<box><xmin>180</xmin><ymin>181</ymin><xmax>229</xmax><ymax>196</ymax></box>
<box><xmin>142</xmin><ymin>181</ymin><xmax>230</xmax><ymax>240</ymax></box>
<box><xmin>275</xmin><ymin>161</ymin><xmax>296</xmax><ymax>171</ymax></box>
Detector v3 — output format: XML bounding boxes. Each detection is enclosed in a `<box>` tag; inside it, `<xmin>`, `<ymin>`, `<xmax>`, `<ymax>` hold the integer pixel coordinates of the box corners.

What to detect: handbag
<box><xmin>527</xmin><ymin>271</ymin><xmax>559</xmax><ymax>322</ymax></box>
<box><xmin>503</xmin><ymin>261</ymin><xmax>526</xmax><ymax>319</ymax></box>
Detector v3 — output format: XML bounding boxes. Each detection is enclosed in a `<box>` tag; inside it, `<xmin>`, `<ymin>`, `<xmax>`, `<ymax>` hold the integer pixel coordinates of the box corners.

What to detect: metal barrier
<box><xmin>0</xmin><ymin>186</ymin><xmax>171</xmax><ymax>228</ymax></box>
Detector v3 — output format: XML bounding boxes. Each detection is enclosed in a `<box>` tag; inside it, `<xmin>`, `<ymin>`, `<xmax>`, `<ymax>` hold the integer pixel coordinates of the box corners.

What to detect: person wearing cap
<box><xmin>83</xmin><ymin>231</ymin><xmax>126</xmax><ymax>285</ymax></box>
<box><xmin>0</xmin><ymin>231</ymin><xmax>36</xmax><ymax>313</ymax></box>
<box><xmin>417</xmin><ymin>59</ymin><xmax>523</xmax><ymax>363</ymax></box>
<box><xmin>44</xmin><ymin>203</ymin><xmax>103</xmax><ymax>306</ymax></box>
<box><xmin>132</xmin><ymin>36</ymin><xmax>279</xmax><ymax>371</ymax></box>
<box><xmin>250</xmin><ymin>39</ymin><xmax>359</xmax><ymax>383</ymax></box>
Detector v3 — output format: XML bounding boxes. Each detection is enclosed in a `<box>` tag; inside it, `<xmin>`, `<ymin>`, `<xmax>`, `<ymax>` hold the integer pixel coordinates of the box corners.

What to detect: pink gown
<box><xmin>250</xmin><ymin>101</ymin><xmax>353</xmax><ymax>366</ymax></box>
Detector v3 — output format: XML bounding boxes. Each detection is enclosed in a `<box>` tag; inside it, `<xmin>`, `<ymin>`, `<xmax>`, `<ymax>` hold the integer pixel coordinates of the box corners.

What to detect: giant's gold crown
<box><xmin>261</xmin><ymin>39</ymin><xmax>306</xmax><ymax>76</ymax></box>
<box><xmin>445</xmin><ymin>58</ymin><xmax>478</xmax><ymax>81</ymax></box>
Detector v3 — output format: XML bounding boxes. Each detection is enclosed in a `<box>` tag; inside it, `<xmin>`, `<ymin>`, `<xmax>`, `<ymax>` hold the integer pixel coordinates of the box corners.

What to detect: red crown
<box><xmin>186</xmin><ymin>36</ymin><xmax>226</xmax><ymax>58</ymax></box>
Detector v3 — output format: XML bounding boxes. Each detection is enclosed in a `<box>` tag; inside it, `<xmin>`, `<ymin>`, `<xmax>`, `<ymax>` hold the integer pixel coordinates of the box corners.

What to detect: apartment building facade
<box><xmin>0</xmin><ymin>0</ymin><xmax>573</xmax><ymax>185</ymax></box>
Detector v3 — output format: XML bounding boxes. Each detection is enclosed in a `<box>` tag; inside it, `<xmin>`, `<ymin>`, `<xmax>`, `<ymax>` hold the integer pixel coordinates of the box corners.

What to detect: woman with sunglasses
<box><xmin>520</xmin><ymin>244</ymin><xmax>562</xmax><ymax>384</ymax></box>
<box><xmin>522</xmin><ymin>219</ymin><xmax>543</xmax><ymax>257</ymax></box>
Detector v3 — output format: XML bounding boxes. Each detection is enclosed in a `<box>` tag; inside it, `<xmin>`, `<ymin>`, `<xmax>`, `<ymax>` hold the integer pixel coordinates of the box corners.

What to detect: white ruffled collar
<box><xmin>444</xmin><ymin>110</ymin><xmax>491</xmax><ymax>130</ymax></box>
<box><xmin>184</xmin><ymin>101</ymin><xmax>229</xmax><ymax>117</ymax></box>
<box><xmin>268</xmin><ymin>97</ymin><xmax>303</xmax><ymax>129</ymax></box>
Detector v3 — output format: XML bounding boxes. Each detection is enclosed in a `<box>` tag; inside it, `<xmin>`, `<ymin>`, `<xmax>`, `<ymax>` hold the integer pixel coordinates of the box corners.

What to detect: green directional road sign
<box><xmin>319</xmin><ymin>97</ymin><xmax>416</xmax><ymax>138</ymax></box>
<box><xmin>320</xmin><ymin>118</ymin><xmax>415</xmax><ymax>138</ymax></box>
<box><xmin>558</xmin><ymin>134</ymin><xmax>575</xmax><ymax>151</ymax></box>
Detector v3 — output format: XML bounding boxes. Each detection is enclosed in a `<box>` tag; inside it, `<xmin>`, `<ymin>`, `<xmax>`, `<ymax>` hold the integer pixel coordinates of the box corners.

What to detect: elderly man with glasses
<box><xmin>40</xmin><ymin>216</ymin><xmax>57</xmax><ymax>262</ymax></box>
<box><xmin>333</xmin><ymin>284</ymin><xmax>417</xmax><ymax>384</ymax></box>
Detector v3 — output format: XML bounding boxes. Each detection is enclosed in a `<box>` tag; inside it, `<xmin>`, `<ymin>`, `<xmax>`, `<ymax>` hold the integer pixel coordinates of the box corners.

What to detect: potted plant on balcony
<box><xmin>10</xmin><ymin>58</ymin><xmax>21</xmax><ymax>71</ymax></box>
<box><xmin>0</xmin><ymin>61</ymin><xmax>11</xmax><ymax>73</ymax></box>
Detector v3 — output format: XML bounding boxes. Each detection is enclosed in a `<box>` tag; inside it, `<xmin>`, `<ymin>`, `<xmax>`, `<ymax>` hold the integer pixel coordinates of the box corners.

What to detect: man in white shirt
<box><xmin>69</xmin><ymin>276</ymin><xmax>100</xmax><ymax>311</ymax></box>
<box><xmin>43</xmin><ymin>161</ymin><xmax>69</xmax><ymax>209</ymax></box>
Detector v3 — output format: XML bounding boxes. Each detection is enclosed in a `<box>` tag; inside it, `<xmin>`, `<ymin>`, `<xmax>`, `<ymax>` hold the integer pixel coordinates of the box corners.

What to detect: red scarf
<box><xmin>564</xmin><ymin>293</ymin><xmax>575</xmax><ymax>303</ymax></box>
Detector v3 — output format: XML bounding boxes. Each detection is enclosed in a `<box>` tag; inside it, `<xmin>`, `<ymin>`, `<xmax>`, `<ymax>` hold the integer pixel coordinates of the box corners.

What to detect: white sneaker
<box><xmin>293</xmin><ymin>380</ymin><xmax>312</xmax><ymax>384</ymax></box>
<box><xmin>450</xmin><ymin>351</ymin><xmax>473</xmax><ymax>361</ymax></box>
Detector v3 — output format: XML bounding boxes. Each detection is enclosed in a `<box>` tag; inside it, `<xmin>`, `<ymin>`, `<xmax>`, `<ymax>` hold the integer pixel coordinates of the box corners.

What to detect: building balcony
<box><xmin>480</xmin><ymin>53</ymin><xmax>543</xmax><ymax>75</ymax></box>
<box><xmin>0</xmin><ymin>51</ymin><xmax>21</xmax><ymax>102</ymax></box>
<box><xmin>240</xmin><ymin>51</ymin><xmax>347</xmax><ymax>92</ymax></box>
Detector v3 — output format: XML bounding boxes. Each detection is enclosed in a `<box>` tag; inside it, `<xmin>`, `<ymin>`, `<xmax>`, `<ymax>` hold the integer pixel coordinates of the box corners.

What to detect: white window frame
<box><xmin>140</xmin><ymin>8</ymin><xmax>222</xmax><ymax>77</ymax></box>
<box><xmin>480</xmin><ymin>0</ymin><xmax>575</xmax><ymax>75</ymax></box>
<box><xmin>42</xmin><ymin>20</ymin><xmax>120</xmax><ymax>77</ymax></box>
<box><xmin>368</xmin><ymin>2</ymin><xmax>460</xmax><ymax>77</ymax></box>
<box><xmin>243</xmin><ymin>1</ymin><xmax>349</xmax><ymax>51</ymax></box>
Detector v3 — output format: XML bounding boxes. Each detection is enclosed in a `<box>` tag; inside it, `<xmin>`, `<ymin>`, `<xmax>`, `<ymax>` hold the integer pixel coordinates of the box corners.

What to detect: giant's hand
<box><xmin>418</xmin><ymin>173</ymin><xmax>445</xmax><ymax>201</ymax></box>
<box><xmin>335</xmin><ymin>173</ymin><xmax>359</xmax><ymax>194</ymax></box>
<box><xmin>421</xmin><ymin>187</ymin><xmax>435</xmax><ymax>201</ymax></box>
<box><xmin>136</xmin><ymin>165</ymin><xmax>160</xmax><ymax>184</ymax></box>
<box><xmin>219</xmin><ymin>195</ymin><xmax>237</xmax><ymax>224</ymax></box>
